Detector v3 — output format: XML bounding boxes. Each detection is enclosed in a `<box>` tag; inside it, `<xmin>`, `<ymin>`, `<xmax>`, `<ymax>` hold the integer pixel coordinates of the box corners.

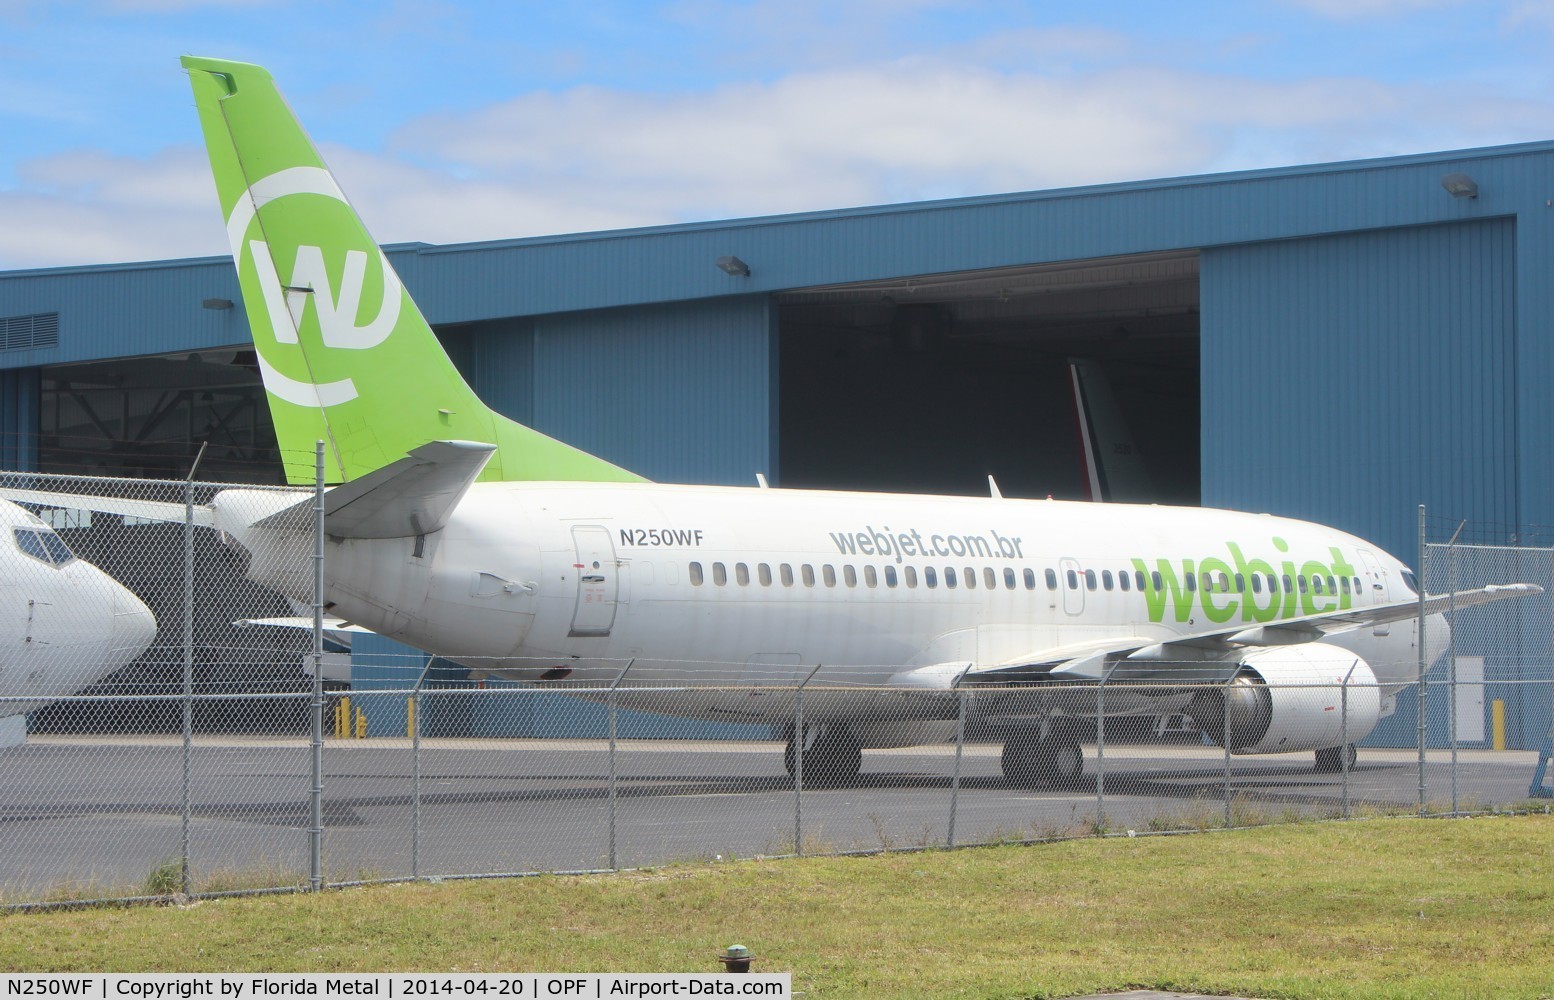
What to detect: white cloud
<box><xmin>6</xmin><ymin>57</ymin><xmax>1554</xmax><ymax>269</ymax></box>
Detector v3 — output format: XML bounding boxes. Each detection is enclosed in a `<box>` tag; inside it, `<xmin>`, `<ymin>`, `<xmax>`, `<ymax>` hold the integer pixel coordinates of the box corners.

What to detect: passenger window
<box><xmin>1004</xmin><ymin>568</ymin><xmax>1016</xmax><ymax>590</ymax></box>
<box><xmin>781</xmin><ymin>564</ymin><xmax>794</xmax><ymax>587</ymax></box>
<box><xmin>1282</xmin><ymin>574</ymin><xmax>1293</xmax><ymax>593</ymax></box>
<box><xmin>1024</xmin><ymin>568</ymin><xmax>1037</xmax><ymax>590</ymax></box>
<box><xmin>713</xmin><ymin>563</ymin><xmax>728</xmax><ymax>586</ymax></box>
<box><xmin>689</xmin><ymin>561</ymin><xmax>704</xmax><ymax>586</ymax></box>
<box><xmin>1298</xmin><ymin>575</ymin><xmax>1308</xmax><ymax>593</ymax></box>
<box><xmin>1119</xmin><ymin>571</ymin><xmax>1130</xmax><ymax>592</ymax></box>
<box><xmin>802</xmin><ymin>565</ymin><xmax>816</xmax><ymax>587</ymax></box>
<box><xmin>1135</xmin><ymin>570</ymin><xmax>1147</xmax><ymax>592</ymax></box>
<box><xmin>1101</xmin><ymin>570</ymin><xmax>1114</xmax><ymax>591</ymax></box>
<box><xmin>1186</xmin><ymin>573</ymin><xmax>1197</xmax><ymax>592</ymax></box>
<box><xmin>1327</xmin><ymin>576</ymin><xmax>1337</xmax><ymax>594</ymax></box>
<box><xmin>758</xmin><ymin>563</ymin><xmax>772</xmax><ymax>586</ymax></box>
<box><xmin>844</xmin><ymin>565</ymin><xmax>857</xmax><ymax>588</ymax></box>
<box><xmin>1353</xmin><ymin>576</ymin><xmax>1362</xmax><ymax>594</ymax></box>
<box><xmin>864</xmin><ymin>565</ymin><xmax>878</xmax><ymax>588</ymax></box>
<box><xmin>924</xmin><ymin>566</ymin><xmax>937</xmax><ymax>588</ymax></box>
<box><xmin>962</xmin><ymin>567</ymin><xmax>974</xmax><ymax>590</ymax></box>
<box><xmin>823</xmin><ymin>565</ymin><xmax>837</xmax><ymax>587</ymax></box>
<box><xmin>1235</xmin><ymin>573</ymin><xmax>1245</xmax><ymax>593</ymax></box>
<box><xmin>735</xmin><ymin>563</ymin><xmax>750</xmax><ymax>586</ymax></box>
<box><xmin>1219</xmin><ymin>572</ymin><xmax>1230</xmax><ymax>592</ymax></box>
<box><xmin>1251</xmin><ymin>574</ymin><xmax>1263</xmax><ymax>594</ymax></box>
<box><xmin>1312</xmin><ymin>575</ymin><xmax>1324</xmax><ymax>594</ymax></box>
<box><xmin>1267</xmin><ymin>573</ymin><xmax>1279</xmax><ymax>593</ymax></box>
<box><xmin>986</xmin><ymin>567</ymin><xmax>999</xmax><ymax>590</ymax></box>
<box><xmin>1066</xmin><ymin>569</ymin><xmax>1078</xmax><ymax>590</ymax></box>
<box><xmin>1045</xmin><ymin>568</ymin><xmax>1058</xmax><ymax>590</ymax></box>
<box><xmin>1152</xmin><ymin>571</ymin><xmax>1163</xmax><ymax>592</ymax></box>
<box><xmin>884</xmin><ymin>566</ymin><xmax>897</xmax><ymax>588</ymax></box>
<box><xmin>945</xmin><ymin>568</ymin><xmax>958</xmax><ymax>589</ymax></box>
<box><xmin>905</xmin><ymin>566</ymin><xmax>918</xmax><ymax>588</ymax></box>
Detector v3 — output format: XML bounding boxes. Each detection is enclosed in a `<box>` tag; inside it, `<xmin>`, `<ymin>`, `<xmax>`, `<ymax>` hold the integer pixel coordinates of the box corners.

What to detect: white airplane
<box><xmin>10</xmin><ymin>56</ymin><xmax>1538</xmax><ymax>782</ymax></box>
<box><xmin>0</xmin><ymin>499</ymin><xmax>159</xmax><ymax>745</ymax></box>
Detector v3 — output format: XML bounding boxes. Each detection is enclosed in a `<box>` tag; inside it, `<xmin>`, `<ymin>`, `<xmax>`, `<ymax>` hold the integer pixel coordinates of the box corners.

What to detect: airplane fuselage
<box><xmin>228</xmin><ymin>483</ymin><xmax>1436</xmax><ymax>718</ymax></box>
<box><xmin>0</xmin><ymin>502</ymin><xmax>159</xmax><ymax>719</ymax></box>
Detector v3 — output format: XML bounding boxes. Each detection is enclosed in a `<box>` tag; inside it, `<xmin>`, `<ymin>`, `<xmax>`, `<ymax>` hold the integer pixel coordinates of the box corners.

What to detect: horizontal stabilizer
<box><xmin>235</xmin><ymin>616</ymin><xmax>374</xmax><ymax>634</ymax></box>
<box><xmin>301</xmin><ymin>439</ymin><xmax>495</xmax><ymax>539</ymax></box>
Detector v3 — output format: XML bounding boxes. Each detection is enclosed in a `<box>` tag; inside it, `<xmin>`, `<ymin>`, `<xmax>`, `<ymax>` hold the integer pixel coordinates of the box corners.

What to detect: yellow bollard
<box><xmin>406</xmin><ymin>698</ymin><xmax>416</xmax><ymax>739</ymax></box>
<box><xmin>337</xmin><ymin>696</ymin><xmax>351</xmax><ymax>739</ymax></box>
<box><xmin>1492</xmin><ymin>699</ymin><xmax>1506</xmax><ymax>751</ymax></box>
<box><xmin>354</xmin><ymin>707</ymin><xmax>367</xmax><ymax>739</ymax></box>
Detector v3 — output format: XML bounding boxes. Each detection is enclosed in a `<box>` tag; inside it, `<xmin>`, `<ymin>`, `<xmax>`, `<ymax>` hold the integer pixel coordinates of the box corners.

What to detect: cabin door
<box><xmin>569</xmin><ymin>525</ymin><xmax>619</xmax><ymax>637</ymax></box>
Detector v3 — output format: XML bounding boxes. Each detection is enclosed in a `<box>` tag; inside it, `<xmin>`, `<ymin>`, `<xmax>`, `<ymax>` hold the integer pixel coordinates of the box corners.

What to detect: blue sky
<box><xmin>2</xmin><ymin>0</ymin><xmax>1552</xmax><ymax>269</ymax></box>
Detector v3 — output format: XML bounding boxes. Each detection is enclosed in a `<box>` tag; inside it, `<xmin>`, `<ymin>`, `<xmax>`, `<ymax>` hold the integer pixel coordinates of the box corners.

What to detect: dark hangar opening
<box><xmin>776</xmin><ymin>251</ymin><xmax>1201</xmax><ymax>503</ymax></box>
<box><xmin>39</xmin><ymin>348</ymin><xmax>283</xmax><ymax>484</ymax></box>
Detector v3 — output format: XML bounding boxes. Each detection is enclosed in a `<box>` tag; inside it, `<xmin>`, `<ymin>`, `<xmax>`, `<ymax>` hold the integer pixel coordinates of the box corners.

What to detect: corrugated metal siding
<box><xmin>1201</xmin><ymin>218</ymin><xmax>1517</xmax><ymax>563</ymax></box>
<box><xmin>530</xmin><ymin>296</ymin><xmax>773</xmax><ymax>484</ymax></box>
<box><xmin>0</xmin><ymin>257</ymin><xmax>247</xmax><ymax>368</ymax></box>
<box><xmin>0</xmin><ymin>366</ymin><xmax>39</xmax><ymax>470</ymax></box>
<box><xmin>467</xmin><ymin>318</ymin><xmax>536</xmax><ymax>425</ymax></box>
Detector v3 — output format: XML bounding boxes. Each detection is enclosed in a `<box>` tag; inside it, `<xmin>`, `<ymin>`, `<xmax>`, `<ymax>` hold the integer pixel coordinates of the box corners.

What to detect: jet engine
<box><xmin>1186</xmin><ymin>643</ymin><xmax>1381</xmax><ymax>754</ymax></box>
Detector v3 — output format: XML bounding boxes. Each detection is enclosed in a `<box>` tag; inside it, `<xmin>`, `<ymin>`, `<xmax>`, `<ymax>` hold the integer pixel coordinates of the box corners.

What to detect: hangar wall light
<box><xmin>716</xmin><ymin>255</ymin><xmax>751</xmax><ymax>277</ymax></box>
<box><xmin>1441</xmin><ymin>172</ymin><xmax>1479</xmax><ymax>199</ymax></box>
<box><xmin>202</xmin><ymin>298</ymin><xmax>234</xmax><ymax>310</ymax></box>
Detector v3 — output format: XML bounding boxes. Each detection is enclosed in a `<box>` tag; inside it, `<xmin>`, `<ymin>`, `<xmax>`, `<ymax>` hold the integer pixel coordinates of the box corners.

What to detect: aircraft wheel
<box><xmin>786</xmin><ymin>725</ymin><xmax>862</xmax><ymax>785</ymax></box>
<box><xmin>1050</xmin><ymin>738</ymin><xmax>1085</xmax><ymax>786</ymax></box>
<box><xmin>1314</xmin><ymin>743</ymin><xmax>1357</xmax><ymax>773</ymax></box>
<box><xmin>1003</xmin><ymin>732</ymin><xmax>1084</xmax><ymax>788</ymax></box>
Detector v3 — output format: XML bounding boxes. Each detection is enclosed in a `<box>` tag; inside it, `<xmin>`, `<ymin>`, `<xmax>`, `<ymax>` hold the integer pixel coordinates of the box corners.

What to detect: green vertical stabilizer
<box><xmin>182</xmin><ymin>56</ymin><xmax>645</xmax><ymax>486</ymax></box>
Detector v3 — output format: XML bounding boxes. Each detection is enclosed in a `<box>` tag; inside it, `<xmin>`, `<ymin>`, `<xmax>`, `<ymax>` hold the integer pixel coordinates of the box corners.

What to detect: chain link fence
<box><xmin>1</xmin><ymin>476</ymin><xmax>1550</xmax><ymax>908</ymax></box>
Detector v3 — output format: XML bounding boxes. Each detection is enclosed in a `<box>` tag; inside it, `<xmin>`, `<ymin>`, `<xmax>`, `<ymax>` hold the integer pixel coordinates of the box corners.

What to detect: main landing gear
<box><xmin>1314</xmin><ymin>743</ymin><xmax>1358</xmax><ymax>773</ymax></box>
<box><xmin>784</xmin><ymin>724</ymin><xmax>863</xmax><ymax>785</ymax></box>
<box><xmin>1001</xmin><ymin>727</ymin><xmax>1085</xmax><ymax>788</ymax></box>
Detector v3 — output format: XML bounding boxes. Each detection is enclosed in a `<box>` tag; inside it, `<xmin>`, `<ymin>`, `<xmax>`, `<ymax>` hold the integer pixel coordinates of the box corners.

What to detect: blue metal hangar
<box><xmin>0</xmin><ymin>141</ymin><xmax>1546</xmax><ymax>570</ymax></box>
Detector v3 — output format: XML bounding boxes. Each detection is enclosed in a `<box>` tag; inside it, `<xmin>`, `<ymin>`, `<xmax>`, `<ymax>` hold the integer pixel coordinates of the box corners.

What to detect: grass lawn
<box><xmin>4</xmin><ymin>815</ymin><xmax>1552</xmax><ymax>999</ymax></box>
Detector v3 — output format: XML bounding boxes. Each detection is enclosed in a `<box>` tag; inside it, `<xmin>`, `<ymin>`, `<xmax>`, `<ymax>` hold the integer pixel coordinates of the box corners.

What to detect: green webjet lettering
<box><xmin>1132</xmin><ymin>539</ymin><xmax>1357</xmax><ymax>624</ymax></box>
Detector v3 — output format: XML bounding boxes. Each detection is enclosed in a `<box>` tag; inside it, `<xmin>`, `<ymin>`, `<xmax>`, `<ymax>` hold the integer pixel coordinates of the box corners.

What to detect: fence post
<box><xmin>947</xmin><ymin>675</ymin><xmax>968</xmax><ymax>849</ymax></box>
<box><xmin>1095</xmin><ymin>666</ymin><xmax>1109</xmax><ymax>836</ymax></box>
<box><xmin>792</xmin><ymin>663</ymin><xmax>823</xmax><ymax>857</ymax></box>
<box><xmin>1417</xmin><ymin>505</ymin><xmax>1428</xmax><ymax>817</ymax></box>
<box><xmin>411</xmin><ymin>656</ymin><xmax>432</xmax><ymax>881</ymax></box>
<box><xmin>1448</xmin><ymin>526</ymin><xmax>1462</xmax><ymax>817</ymax></box>
<box><xmin>179</xmin><ymin>442</ymin><xmax>204</xmax><ymax>896</ymax></box>
<box><xmin>1222</xmin><ymin>675</ymin><xmax>1234</xmax><ymax>829</ymax></box>
<box><xmin>607</xmin><ymin>659</ymin><xmax>635</xmax><ymax>871</ymax></box>
<box><xmin>309</xmin><ymin>441</ymin><xmax>326</xmax><ymax>891</ymax></box>
<box><xmin>1341</xmin><ymin>662</ymin><xmax>1356</xmax><ymax>819</ymax></box>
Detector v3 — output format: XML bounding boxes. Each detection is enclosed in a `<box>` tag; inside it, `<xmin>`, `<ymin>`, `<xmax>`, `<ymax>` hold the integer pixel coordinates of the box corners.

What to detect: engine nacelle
<box><xmin>1187</xmin><ymin>643</ymin><xmax>1381</xmax><ymax>755</ymax></box>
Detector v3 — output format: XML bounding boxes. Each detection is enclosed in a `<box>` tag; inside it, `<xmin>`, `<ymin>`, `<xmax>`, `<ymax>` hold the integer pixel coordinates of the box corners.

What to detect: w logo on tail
<box><xmin>224</xmin><ymin>166</ymin><xmax>406</xmax><ymax>408</ymax></box>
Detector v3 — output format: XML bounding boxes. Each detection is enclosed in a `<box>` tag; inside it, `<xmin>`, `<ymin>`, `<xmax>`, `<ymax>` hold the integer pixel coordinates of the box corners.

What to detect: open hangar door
<box><xmin>776</xmin><ymin>250</ymin><xmax>1201</xmax><ymax>503</ymax></box>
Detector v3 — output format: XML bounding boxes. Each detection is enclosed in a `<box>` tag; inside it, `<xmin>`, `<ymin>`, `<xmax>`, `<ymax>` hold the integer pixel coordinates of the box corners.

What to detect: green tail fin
<box><xmin>181</xmin><ymin>56</ymin><xmax>645</xmax><ymax>486</ymax></box>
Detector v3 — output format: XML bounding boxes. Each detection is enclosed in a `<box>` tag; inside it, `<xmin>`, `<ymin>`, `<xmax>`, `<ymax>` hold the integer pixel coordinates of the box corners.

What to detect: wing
<box><xmin>965</xmin><ymin>583</ymin><xmax>1543</xmax><ymax>685</ymax></box>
